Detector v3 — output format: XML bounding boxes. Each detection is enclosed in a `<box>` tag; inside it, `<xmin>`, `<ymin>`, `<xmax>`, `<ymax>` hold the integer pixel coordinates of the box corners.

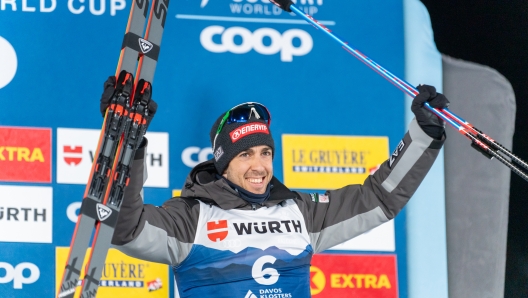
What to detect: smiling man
<box><xmin>111</xmin><ymin>89</ymin><xmax>448</xmax><ymax>297</ymax></box>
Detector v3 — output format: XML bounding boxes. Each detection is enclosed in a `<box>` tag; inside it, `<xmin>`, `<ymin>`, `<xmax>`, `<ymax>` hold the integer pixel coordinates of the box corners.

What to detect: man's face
<box><xmin>223</xmin><ymin>145</ymin><xmax>273</xmax><ymax>194</ymax></box>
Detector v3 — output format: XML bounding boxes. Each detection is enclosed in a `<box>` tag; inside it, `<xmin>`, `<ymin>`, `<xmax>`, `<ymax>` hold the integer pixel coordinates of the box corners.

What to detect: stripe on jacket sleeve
<box><xmin>381</xmin><ymin>118</ymin><xmax>433</xmax><ymax>193</ymax></box>
<box><xmin>310</xmin><ymin>206</ymin><xmax>389</xmax><ymax>253</ymax></box>
<box><xmin>114</xmin><ymin>220</ymin><xmax>193</xmax><ymax>266</ymax></box>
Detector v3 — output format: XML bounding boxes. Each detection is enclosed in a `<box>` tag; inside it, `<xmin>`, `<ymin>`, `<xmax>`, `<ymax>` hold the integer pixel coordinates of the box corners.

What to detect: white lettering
<box><xmin>66</xmin><ymin>202</ymin><xmax>82</xmax><ymax>223</ymax></box>
<box><xmin>0</xmin><ymin>262</ymin><xmax>40</xmax><ymax>289</ymax></box>
<box><xmin>181</xmin><ymin>147</ymin><xmax>213</xmax><ymax>168</ymax></box>
<box><xmin>66</xmin><ymin>0</ymin><xmax>124</xmax><ymax>15</ymax></box>
<box><xmin>41</xmin><ymin>0</ymin><xmax>56</xmax><ymax>12</ymax></box>
<box><xmin>200</xmin><ymin>26</ymin><xmax>313</xmax><ymax>62</ymax></box>
<box><xmin>22</xmin><ymin>0</ymin><xmax>36</xmax><ymax>12</ymax></box>
<box><xmin>110</xmin><ymin>0</ymin><xmax>125</xmax><ymax>16</ymax></box>
<box><xmin>89</xmin><ymin>0</ymin><xmax>105</xmax><ymax>15</ymax></box>
<box><xmin>68</xmin><ymin>0</ymin><xmax>84</xmax><ymax>14</ymax></box>
<box><xmin>1</xmin><ymin>0</ymin><xmax>17</xmax><ymax>11</ymax></box>
<box><xmin>252</xmin><ymin>256</ymin><xmax>279</xmax><ymax>285</ymax></box>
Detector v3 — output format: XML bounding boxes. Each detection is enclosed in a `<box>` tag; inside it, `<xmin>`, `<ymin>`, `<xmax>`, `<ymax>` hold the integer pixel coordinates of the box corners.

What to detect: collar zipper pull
<box><xmin>251</xmin><ymin>204</ymin><xmax>257</xmax><ymax>211</ymax></box>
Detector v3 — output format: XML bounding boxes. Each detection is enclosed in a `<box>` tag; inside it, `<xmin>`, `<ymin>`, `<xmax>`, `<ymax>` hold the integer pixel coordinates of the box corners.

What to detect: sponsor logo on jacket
<box><xmin>282</xmin><ymin>134</ymin><xmax>388</xmax><ymax>189</ymax></box>
<box><xmin>0</xmin><ymin>126</ymin><xmax>51</xmax><ymax>183</ymax></box>
<box><xmin>207</xmin><ymin>219</ymin><xmax>303</xmax><ymax>242</ymax></box>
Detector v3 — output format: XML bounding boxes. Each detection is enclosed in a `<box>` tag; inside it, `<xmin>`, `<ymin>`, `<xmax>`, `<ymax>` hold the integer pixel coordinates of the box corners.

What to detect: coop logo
<box><xmin>0</xmin><ymin>126</ymin><xmax>51</xmax><ymax>183</ymax></box>
<box><xmin>200</xmin><ymin>26</ymin><xmax>313</xmax><ymax>62</ymax></box>
<box><xmin>57</xmin><ymin>128</ymin><xmax>169</xmax><ymax>187</ymax></box>
<box><xmin>0</xmin><ymin>262</ymin><xmax>40</xmax><ymax>289</ymax></box>
<box><xmin>207</xmin><ymin>220</ymin><xmax>229</xmax><ymax>242</ymax></box>
<box><xmin>0</xmin><ymin>37</ymin><xmax>17</xmax><ymax>89</ymax></box>
<box><xmin>182</xmin><ymin>146</ymin><xmax>213</xmax><ymax>168</ymax></box>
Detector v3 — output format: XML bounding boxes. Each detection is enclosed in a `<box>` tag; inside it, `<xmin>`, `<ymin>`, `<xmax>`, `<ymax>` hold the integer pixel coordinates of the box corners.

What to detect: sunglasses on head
<box><xmin>213</xmin><ymin>102</ymin><xmax>271</xmax><ymax>151</ymax></box>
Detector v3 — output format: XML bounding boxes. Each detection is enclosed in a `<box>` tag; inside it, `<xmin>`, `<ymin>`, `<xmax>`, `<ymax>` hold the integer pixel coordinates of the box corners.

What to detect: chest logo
<box><xmin>207</xmin><ymin>220</ymin><xmax>228</xmax><ymax>242</ymax></box>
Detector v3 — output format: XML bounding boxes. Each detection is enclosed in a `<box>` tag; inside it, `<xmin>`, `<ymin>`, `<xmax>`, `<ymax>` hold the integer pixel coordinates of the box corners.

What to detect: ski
<box><xmin>57</xmin><ymin>1</ymin><xmax>170</xmax><ymax>298</ymax></box>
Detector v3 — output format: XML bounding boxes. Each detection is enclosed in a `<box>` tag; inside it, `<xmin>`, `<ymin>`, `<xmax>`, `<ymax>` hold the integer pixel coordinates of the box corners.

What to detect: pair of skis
<box><xmin>57</xmin><ymin>1</ymin><xmax>170</xmax><ymax>298</ymax></box>
<box><xmin>271</xmin><ymin>1</ymin><xmax>528</xmax><ymax>182</ymax></box>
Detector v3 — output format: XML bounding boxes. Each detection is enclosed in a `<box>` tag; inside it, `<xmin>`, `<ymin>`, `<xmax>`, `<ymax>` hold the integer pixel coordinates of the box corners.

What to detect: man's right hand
<box><xmin>100</xmin><ymin>76</ymin><xmax>117</xmax><ymax>117</ymax></box>
<box><xmin>99</xmin><ymin>75</ymin><xmax>158</xmax><ymax>126</ymax></box>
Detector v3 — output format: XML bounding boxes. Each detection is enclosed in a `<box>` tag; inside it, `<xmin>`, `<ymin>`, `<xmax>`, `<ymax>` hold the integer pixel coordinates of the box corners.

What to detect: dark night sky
<box><xmin>419</xmin><ymin>1</ymin><xmax>528</xmax><ymax>297</ymax></box>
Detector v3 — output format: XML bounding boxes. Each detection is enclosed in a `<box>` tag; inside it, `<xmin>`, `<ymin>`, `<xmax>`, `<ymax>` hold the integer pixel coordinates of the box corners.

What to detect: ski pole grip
<box><xmin>269</xmin><ymin>0</ymin><xmax>293</xmax><ymax>12</ymax></box>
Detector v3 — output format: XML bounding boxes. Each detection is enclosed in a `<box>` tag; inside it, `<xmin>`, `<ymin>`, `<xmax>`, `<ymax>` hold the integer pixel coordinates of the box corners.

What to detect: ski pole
<box><xmin>269</xmin><ymin>1</ymin><xmax>528</xmax><ymax>180</ymax></box>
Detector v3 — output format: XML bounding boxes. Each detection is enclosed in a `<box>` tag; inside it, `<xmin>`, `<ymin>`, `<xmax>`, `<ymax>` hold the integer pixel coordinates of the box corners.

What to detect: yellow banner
<box><xmin>56</xmin><ymin>247</ymin><xmax>169</xmax><ymax>298</ymax></box>
<box><xmin>282</xmin><ymin>134</ymin><xmax>388</xmax><ymax>189</ymax></box>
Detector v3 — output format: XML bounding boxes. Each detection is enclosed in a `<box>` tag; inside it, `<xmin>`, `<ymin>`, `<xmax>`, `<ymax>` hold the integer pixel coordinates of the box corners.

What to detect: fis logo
<box><xmin>200</xmin><ymin>26</ymin><xmax>313</xmax><ymax>62</ymax></box>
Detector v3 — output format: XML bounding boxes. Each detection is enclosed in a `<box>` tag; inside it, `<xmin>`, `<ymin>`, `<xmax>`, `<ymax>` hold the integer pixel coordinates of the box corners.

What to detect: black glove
<box><xmin>411</xmin><ymin>85</ymin><xmax>450</xmax><ymax>139</ymax></box>
<box><xmin>100</xmin><ymin>76</ymin><xmax>116</xmax><ymax>117</ymax></box>
<box><xmin>99</xmin><ymin>75</ymin><xmax>157</xmax><ymax>127</ymax></box>
<box><xmin>269</xmin><ymin>0</ymin><xmax>293</xmax><ymax>12</ymax></box>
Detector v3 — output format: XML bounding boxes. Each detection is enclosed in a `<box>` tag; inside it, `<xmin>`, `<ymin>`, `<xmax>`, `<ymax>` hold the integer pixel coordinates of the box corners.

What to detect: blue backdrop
<box><xmin>0</xmin><ymin>1</ymin><xmax>412</xmax><ymax>297</ymax></box>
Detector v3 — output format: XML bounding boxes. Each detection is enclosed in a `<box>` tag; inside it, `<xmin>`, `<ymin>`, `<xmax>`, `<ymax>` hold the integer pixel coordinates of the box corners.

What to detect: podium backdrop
<box><xmin>0</xmin><ymin>1</ymin><xmax>447</xmax><ymax>297</ymax></box>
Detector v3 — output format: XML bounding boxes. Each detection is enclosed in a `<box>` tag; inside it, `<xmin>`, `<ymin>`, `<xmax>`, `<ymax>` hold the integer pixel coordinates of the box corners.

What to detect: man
<box><xmin>109</xmin><ymin>84</ymin><xmax>448</xmax><ymax>297</ymax></box>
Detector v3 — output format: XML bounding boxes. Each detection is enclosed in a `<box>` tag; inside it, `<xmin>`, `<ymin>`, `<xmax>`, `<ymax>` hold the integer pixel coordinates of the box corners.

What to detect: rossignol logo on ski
<box><xmin>138</xmin><ymin>38</ymin><xmax>153</xmax><ymax>54</ymax></box>
<box><xmin>96</xmin><ymin>203</ymin><xmax>112</xmax><ymax>221</ymax></box>
<box><xmin>389</xmin><ymin>140</ymin><xmax>405</xmax><ymax>168</ymax></box>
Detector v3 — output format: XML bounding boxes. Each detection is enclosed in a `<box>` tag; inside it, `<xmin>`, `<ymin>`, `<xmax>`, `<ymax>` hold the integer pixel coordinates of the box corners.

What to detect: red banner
<box><xmin>310</xmin><ymin>254</ymin><xmax>398</xmax><ymax>297</ymax></box>
<box><xmin>0</xmin><ymin>126</ymin><xmax>52</xmax><ymax>183</ymax></box>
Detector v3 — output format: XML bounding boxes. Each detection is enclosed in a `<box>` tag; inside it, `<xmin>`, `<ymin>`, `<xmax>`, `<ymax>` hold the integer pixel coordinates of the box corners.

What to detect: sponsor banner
<box><xmin>282</xmin><ymin>134</ymin><xmax>389</xmax><ymax>189</ymax></box>
<box><xmin>328</xmin><ymin>220</ymin><xmax>395</xmax><ymax>252</ymax></box>
<box><xmin>55</xmin><ymin>247</ymin><xmax>169</xmax><ymax>298</ymax></box>
<box><xmin>57</xmin><ymin>128</ymin><xmax>169</xmax><ymax>187</ymax></box>
<box><xmin>310</xmin><ymin>254</ymin><xmax>398</xmax><ymax>297</ymax></box>
<box><xmin>0</xmin><ymin>126</ymin><xmax>51</xmax><ymax>183</ymax></box>
<box><xmin>0</xmin><ymin>185</ymin><xmax>53</xmax><ymax>243</ymax></box>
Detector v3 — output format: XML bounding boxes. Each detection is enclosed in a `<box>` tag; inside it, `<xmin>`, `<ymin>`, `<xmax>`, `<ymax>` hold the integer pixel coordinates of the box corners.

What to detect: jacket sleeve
<box><xmin>111</xmin><ymin>139</ymin><xmax>199</xmax><ymax>265</ymax></box>
<box><xmin>297</xmin><ymin>118</ymin><xmax>445</xmax><ymax>253</ymax></box>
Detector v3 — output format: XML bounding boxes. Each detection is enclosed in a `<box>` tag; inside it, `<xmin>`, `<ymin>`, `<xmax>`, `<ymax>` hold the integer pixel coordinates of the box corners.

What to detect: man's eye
<box><xmin>239</xmin><ymin>152</ymin><xmax>248</xmax><ymax>157</ymax></box>
<box><xmin>263</xmin><ymin>151</ymin><xmax>272</xmax><ymax>156</ymax></box>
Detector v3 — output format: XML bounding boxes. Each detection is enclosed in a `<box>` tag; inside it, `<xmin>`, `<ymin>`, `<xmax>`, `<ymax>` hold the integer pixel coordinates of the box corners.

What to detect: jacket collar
<box><xmin>181</xmin><ymin>159</ymin><xmax>297</xmax><ymax>210</ymax></box>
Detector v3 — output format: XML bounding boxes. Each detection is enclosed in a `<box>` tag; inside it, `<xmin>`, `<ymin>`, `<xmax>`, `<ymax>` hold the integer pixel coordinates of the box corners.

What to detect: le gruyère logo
<box><xmin>207</xmin><ymin>220</ymin><xmax>228</xmax><ymax>242</ymax></box>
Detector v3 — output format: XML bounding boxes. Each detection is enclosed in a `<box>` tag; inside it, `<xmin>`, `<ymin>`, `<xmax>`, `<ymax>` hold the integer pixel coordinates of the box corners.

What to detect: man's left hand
<box><xmin>411</xmin><ymin>84</ymin><xmax>450</xmax><ymax>139</ymax></box>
